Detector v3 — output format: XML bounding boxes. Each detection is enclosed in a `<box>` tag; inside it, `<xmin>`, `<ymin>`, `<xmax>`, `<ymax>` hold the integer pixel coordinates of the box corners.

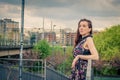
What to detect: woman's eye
<box><xmin>83</xmin><ymin>25</ymin><xmax>86</xmax><ymax>27</ymax></box>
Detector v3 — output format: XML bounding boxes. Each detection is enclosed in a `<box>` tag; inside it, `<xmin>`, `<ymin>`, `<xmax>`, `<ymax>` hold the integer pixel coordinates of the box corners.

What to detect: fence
<box><xmin>0</xmin><ymin>58</ymin><xmax>45</xmax><ymax>80</ymax></box>
<box><xmin>0</xmin><ymin>58</ymin><xmax>69</xmax><ymax>80</ymax></box>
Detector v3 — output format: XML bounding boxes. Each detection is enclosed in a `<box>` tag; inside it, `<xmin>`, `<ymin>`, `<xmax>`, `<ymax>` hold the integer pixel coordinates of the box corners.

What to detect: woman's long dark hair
<box><xmin>74</xmin><ymin>19</ymin><xmax>93</xmax><ymax>48</ymax></box>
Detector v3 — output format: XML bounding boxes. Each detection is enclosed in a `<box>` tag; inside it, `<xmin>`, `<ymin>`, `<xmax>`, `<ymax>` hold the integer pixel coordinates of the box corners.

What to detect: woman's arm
<box><xmin>71</xmin><ymin>37</ymin><xmax>99</xmax><ymax>68</ymax></box>
<box><xmin>78</xmin><ymin>37</ymin><xmax>99</xmax><ymax>60</ymax></box>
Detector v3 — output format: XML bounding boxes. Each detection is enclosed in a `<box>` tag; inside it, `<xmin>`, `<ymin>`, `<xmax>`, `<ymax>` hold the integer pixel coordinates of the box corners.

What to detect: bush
<box><xmin>33</xmin><ymin>40</ymin><xmax>51</xmax><ymax>59</ymax></box>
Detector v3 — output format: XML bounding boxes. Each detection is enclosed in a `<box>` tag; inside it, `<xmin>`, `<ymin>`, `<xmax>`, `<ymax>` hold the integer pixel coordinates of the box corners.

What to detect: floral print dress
<box><xmin>69</xmin><ymin>35</ymin><xmax>91</xmax><ymax>80</ymax></box>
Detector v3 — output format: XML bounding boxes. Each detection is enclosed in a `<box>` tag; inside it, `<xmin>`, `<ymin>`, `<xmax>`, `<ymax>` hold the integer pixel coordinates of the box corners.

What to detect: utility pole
<box><xmin>53</xmin><ymin>25</ymin><xmax>56</xmax><ymax>45</ymax></box>
<box><xmin>19</xmin><ymin>0</ymin><xmax>25</xmax><ymax>80</ymax></box>
<box><xmin>62</xmin><ymin>46</ymin><xmax>66</xmax><ymax>74</ymax></box>
<box><xmin>51</xmin><ymin>20</ymin><xmax>52</xmax><ymax>32</ymax></box>
<box><xmin>42</xmin><ymin>17</ymin><xmax>44</xmax><ymax>40</ymax></box>
<box><xmin>50</xmin><ymin>20</ymin><xmax>52</xmax><ymax>43</ymax></box>
<box><xmin>60</xmin><ymin>26</ymin><xmax>61</xmax><ymax>45</ymax></box>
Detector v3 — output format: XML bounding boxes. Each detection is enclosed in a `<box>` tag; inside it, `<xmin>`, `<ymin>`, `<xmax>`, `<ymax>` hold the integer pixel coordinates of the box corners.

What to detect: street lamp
<box><xmin>42</xmin><ymin>18</ymin><xmax>44</xmax><ymax>40</ymax></box>
<box><xmin>62</xmin><ymin>46</ymin><xmax>67</xmax><ymax>74</ymax></box>
<box><xmin>59</xmin><ymin>26</ymin><xmax>62</xmax><ymax>45</ymax></box>
<box><xmin>38</xmin><ymin>28</ymin><xmax>45</xmax><ymax>40</ymax></box>
<box><xmin>53</xmin><ymin>25</ymin><xmax>56</xmax><ymax>45</ymax></box>
<box><xmin>51</xmin><ymin>24</ymin><xmax>56</xmax><ymax>64</ymax></box>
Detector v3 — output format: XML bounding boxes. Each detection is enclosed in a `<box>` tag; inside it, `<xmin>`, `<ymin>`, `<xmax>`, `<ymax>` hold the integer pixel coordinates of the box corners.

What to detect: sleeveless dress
<box><xmin>69</xmin><ymin>35</ymin><xmax>92</xmax><ymax>80</ymax></box>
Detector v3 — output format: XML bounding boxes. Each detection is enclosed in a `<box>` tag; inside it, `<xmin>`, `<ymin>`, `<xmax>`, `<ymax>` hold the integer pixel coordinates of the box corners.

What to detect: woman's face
<box><xmin>79</xmin><ymin>21</ymin><xmax>91</xmax><ymax>36</ymax></box>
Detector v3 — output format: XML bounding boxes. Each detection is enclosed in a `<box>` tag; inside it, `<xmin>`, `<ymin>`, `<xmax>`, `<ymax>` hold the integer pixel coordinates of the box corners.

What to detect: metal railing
<box><xmin>0</xmin><ymin>58</ymin><xmax>69</xmax><ymax>80</ymax></box>
<box><xmin>1</xmin><ymin>58</ymin><xmax>120</xmax><ymax>80</ymax></box>
<box><xmin>86</xmin><ymin>59</ymin><xmax>93</xmax><ymax>80</ymax></box>
<box><xmin>0</xmin><ymin>58</ymin><xmax>45</xmax><ymax>80</ymax></box>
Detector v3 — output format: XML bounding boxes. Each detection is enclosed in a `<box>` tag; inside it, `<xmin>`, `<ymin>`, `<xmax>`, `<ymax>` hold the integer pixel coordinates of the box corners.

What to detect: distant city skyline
<box><xmin>0</xmin><ymin>0</ymin><xmax>120</xmax><ymax>31</ymax></box>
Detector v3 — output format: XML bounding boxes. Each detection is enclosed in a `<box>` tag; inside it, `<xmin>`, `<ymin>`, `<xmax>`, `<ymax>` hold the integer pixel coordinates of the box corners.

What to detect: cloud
<box><xmin>23</xmin><ymin>0</ymin><xmax>120</xmax><ymax>21</ymax></box>
<box><xmin>0</xmin><ymin>3</ymin><xmax>20</xmax><ymax>19</ymax></box>
<box><xmin>70</xmin><ymin>0</ymin><xmax>120</xmax><ymax>17</ymax></box>
<box><xmin>0</xmin><ymin>0</ymin><xmax>120</xmax><ymax>31</ymax></box>
<box><xmin>1</xmin><ymin>0</ymin><xmax>120</xmax><ymax>18</ymax></box>
<box><xmin>0</xmin><ymin>0</ymin><xmax>20</xmax><ymax>5</ymax></box>
<box><xmin>111</xmin><ymin>0</ymin><xmax>120</xmax><ymax>6</ymax></box>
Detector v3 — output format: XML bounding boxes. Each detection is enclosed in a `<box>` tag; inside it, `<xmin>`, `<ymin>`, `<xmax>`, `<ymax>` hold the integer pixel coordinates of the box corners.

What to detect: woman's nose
<box><xmin>80</xmin><ymin>27</ymin><xmax>83</xmax><ymax>30</ymax></box>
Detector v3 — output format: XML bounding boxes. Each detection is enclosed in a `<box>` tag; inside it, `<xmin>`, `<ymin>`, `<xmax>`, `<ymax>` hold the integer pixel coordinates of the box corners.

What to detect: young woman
<box><xmin>70</xmin><ymin>19</ymin><xmax>99</xmax><ymax>80</ymax></box>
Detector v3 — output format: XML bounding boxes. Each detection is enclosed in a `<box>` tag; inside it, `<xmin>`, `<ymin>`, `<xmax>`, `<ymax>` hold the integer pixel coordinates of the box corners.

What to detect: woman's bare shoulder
<box><xmin>86</xmin><ymin>36</ymin><xmax>93</xmax><ymax>41</ymax></box>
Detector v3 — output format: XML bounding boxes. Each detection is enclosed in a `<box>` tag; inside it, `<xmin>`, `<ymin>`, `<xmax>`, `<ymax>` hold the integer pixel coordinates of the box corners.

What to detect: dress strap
<box><xmin>82</xmin><ymin>34</ymin><xmax>92</xmax><ymax>40</ymax></box>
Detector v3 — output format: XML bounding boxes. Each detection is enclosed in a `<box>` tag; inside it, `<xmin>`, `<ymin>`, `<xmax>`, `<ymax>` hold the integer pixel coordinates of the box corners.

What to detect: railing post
<box><xmin>86</xmin><ymin>59</ymin><xmax>92</xmax><ymax>80</ymax></box>
<box><xmin>44</xmin><ymin>59</ymin><xmax>46</xmax><ymax>80</ymax></box>
<box><xmin>19</xmin><ymin>0</ymin><xmax>25</xmax><ymax>80</ymax></box>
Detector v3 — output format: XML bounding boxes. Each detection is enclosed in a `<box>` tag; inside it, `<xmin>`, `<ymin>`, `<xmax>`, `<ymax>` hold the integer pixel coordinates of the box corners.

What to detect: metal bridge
<box><xmin>0</xmin><ymin>45</ymin><xmax>33</xmax><ymax>57</ymax></box>
<box><xmin>0</xmin><ymin>39</ymin><xmax>33</xmax><ymax>57</ymax></box>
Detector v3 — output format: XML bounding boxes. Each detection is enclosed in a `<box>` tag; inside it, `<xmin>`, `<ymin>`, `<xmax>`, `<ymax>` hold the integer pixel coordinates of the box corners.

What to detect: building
<box><xmin>24</xmin><ymin>27</ymin><xmax>77</xmax><ymax>46</ymax></box>
<box><xmin>0</xmin><ymin>18</ymin><xmax>19</xmax><ymax>44</ymax></box>
<box><xmin>0</xmin><ymin>20</ymin><xmax>4</xmax><ymax>38</ymax></box>
<box><xmin>64</xmin><ymin>32</ymin><xmax>76</xmax><ymax>46</ymax></box>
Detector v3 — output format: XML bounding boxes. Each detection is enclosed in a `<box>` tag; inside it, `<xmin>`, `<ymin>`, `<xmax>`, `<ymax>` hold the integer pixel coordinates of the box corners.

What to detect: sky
<box><xmin>0</xmin><ymin>0</ymin><xmax>120</xmax><ymax>31</ymax></box>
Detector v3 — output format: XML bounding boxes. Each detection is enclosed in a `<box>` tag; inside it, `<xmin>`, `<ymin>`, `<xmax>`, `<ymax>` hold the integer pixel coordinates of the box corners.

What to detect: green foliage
<box><xmin>94</xmin><ymin>25</ymin><xmax>120</xmax><ymax>61</ymax></box>
<box><xmin>0</xmin><ymin>34</ymin><xmax>1</xmax><ymax>39</ymax></box>
<box><xmin>52</xmin><ymin>46</ymin><xmax>63</xmax><ymax>54</ymax></box>
<box><xmin>64</xmin><ymin>46</ymin><xmax>74</xmax><ymax>75</ymax></box>
<box><xmin>93</xmin><ymin>25</ymin><xmax>120</xmax><ymax>75</ymax></box>
<box><xmin>101</xmin><ymin>66</ymin><xmax>117</xmax><ymax>75</ymax></box>
<box><xmin>33</xmin><ymin>40</ymin><xmax>51</xmax><ymax>59</ymax></box>
<box><xmin>56</xmin><ymin>46</ymin><xmax>74</xmax><ymax>75</ymax></box>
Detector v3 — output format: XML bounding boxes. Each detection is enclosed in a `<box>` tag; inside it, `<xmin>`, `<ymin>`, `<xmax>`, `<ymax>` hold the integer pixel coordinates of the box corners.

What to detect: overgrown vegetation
<box><xmin>93</xmin><ymin>25</ymin><xmax>120</xmax><ymax>75</ymax></box>
<box><xmin>33</xmin><ymin>40</ymin><xmax>51</xmax><ymax>59</ymax></box>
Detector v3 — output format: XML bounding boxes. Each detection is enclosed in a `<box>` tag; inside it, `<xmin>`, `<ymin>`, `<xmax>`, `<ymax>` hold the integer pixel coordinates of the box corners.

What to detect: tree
<box><xmin>93</xmin><ymin>25</ymin><xmax>120</xmax><ymax>75</ymax></box>
<box><xmin>94</xmin><ymin>25</ymin><xmax>120</xmax><ymax>61</ymax></box>
<box><xmin>33</xmin><ymin>40</ymin><xmax>51</xmax><ymax>59</ymax></box>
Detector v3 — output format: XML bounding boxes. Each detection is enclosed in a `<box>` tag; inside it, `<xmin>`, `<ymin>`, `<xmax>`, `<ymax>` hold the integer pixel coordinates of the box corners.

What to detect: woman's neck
<box><xmin>82</xmin><ymin>33</ymin><xmax>90</xmax><ymax>38</ymax></box>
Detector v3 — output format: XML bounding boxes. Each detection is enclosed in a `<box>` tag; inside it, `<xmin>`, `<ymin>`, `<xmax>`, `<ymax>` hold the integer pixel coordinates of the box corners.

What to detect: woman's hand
<box><xmin>71</xmin><ymin>55</ymin><xmax>80</xmax><ymax>68</ymax></box>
